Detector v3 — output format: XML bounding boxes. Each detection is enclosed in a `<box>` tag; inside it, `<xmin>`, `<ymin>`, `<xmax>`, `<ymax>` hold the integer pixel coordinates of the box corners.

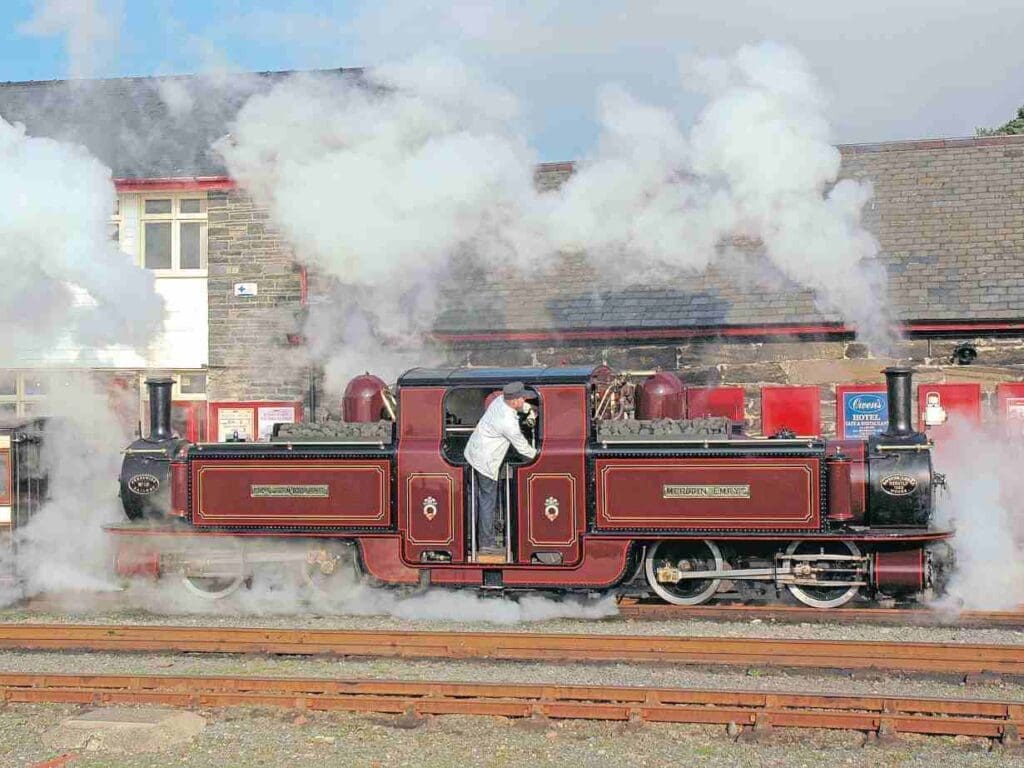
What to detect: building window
<box><xmin>109</xmin><ymin>197</ymin><xmax>121</xmax><ymax>244</ymax></box>
<box><xmin>141</xmin><ymin>195</ymin><xmax>207</xmax><ymax>272</ymax></box>
<box><xmin>0</xmin><ymin>371</ymin><xmax>76</xmax><ymax>418</ymax></box>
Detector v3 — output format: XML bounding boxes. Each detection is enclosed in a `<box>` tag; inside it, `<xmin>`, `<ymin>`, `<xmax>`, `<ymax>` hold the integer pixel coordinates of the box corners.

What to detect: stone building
<box><xmin>1</xmin><ymin>71</ymin><xmax>1022</xmax><ymax>439</ymax></box>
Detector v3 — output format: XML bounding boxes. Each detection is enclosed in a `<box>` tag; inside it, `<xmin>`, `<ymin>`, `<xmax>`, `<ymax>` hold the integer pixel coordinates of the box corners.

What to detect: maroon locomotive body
<box><xmin>112</xmin><ymin>365</ymin><xmax>950</xmax><ymax>607</ymax></box>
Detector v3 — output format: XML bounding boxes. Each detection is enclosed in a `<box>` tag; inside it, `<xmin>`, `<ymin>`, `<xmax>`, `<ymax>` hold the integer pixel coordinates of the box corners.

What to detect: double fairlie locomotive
<box><xmin>112</xmin><ymin>365</ymin><xmax>950</xmax><ymax>607</ymax></box>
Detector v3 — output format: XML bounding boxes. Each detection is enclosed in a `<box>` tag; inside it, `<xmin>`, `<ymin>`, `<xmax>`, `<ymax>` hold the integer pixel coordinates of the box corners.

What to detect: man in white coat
<box><xmin>464</xmin><ymin>382</ymin><xmax>538</xmax><ymax>555</ymax></box>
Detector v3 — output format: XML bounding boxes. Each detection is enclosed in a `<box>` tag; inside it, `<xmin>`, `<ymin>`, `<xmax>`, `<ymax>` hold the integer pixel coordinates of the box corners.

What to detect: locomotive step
<box><xmin>475</xmin><ymin>552</ymin><xmax>507</xmax><ymax>564</ymax></box>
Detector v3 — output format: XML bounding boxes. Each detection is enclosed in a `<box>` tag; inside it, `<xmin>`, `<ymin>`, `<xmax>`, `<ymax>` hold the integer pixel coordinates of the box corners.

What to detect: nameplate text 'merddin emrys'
<box><xmin>662</xmin><ymin>484</ymin><xmax>751</xmax><ymax>499</ymax></box>
<box><xmin>250</xmin><ymin>485</ymin><xmax>330</xmax><ymax>498</ymax></box>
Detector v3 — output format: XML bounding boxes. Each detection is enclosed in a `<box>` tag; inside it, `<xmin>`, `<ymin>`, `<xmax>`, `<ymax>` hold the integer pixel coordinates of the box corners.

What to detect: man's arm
<box><xmin>500</xmin><ymin>411</ymin><xmax>538</xmax><ymax>460</ymax></box>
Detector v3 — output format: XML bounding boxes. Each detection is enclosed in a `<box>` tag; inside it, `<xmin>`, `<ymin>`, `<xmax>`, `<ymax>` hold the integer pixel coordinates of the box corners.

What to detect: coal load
<box><xmin>597</xmin><ymin>417</ymin><xmax>736</xmax><ymax>442</ymax></box>
<box><xmin>271</xmin><ymin>419</ymin><xmax>394</xmax><ymax>443</ymax></box>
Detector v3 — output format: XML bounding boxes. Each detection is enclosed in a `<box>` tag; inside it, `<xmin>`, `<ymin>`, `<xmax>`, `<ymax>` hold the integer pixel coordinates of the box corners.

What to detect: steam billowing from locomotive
<box><xmin>0</xmin><ymin>116</ymin><xmax>163</xmax><ymax>364</ymax></box>
<box><xmin>0</xmin><ymin>111</ymin><xmax>164</xmax><ymax>606</ymax></box>
<box><xmin>219</xmin><ymin>42</ymin><xmax>893</xmax><ymax>391</ymax></box>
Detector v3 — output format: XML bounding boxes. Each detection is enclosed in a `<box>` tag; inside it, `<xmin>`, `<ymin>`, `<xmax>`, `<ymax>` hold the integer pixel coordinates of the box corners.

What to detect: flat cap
<box><xmin>502</xmin><ymin>381</ymin><xmax>536</xmax><ymax>400</ymax></box>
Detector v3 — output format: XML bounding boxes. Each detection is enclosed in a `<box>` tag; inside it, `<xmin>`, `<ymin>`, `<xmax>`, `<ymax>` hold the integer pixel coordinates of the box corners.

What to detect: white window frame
<box><xmin>138</xmin><ymin>371</ymin><xmax>208</xmax><ymax>402</ymax></box>
<box><xmin>140</xmin><ymin>193</ymin><xmax>208</xmax><ymax>276</ymax></box>
<box><xmin>110</xmin><ymin>196</ymin><xmax>121</xmax><ymax>246</ymax></box>
<box><xmin>0</xmin><ymin>371</ymin><xmax>71</xmax><ymax>418</ymax></box>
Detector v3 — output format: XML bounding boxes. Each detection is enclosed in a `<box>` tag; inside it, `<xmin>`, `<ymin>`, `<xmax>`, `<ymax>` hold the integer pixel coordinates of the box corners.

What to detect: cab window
<box><xmin>442</xmin><ymin>386</ymin><xmax>539</xmax><ymax>465</ymax></box>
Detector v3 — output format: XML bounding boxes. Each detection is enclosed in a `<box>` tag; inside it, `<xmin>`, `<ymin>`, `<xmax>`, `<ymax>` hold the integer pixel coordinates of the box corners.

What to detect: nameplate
<box><xmin>663</xmin><ymin>484</ymin><xmax>751</xmax><ymax>499</ymax></box>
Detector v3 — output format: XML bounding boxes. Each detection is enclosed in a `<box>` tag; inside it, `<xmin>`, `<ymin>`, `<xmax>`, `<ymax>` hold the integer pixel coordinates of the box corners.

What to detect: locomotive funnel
<box><xmin>882</xmin><ymin>367</ymin><xmax>915</xmax><ymax>437</ymax></box>
<box><xmin>146</xmin><ymin>378</ymin><xmax>174</xmax><ymax>440</ymax></box>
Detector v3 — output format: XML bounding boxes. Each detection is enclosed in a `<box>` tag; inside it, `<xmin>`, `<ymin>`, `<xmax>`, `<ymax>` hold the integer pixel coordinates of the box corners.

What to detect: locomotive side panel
<box><xmin>595</xmin><ymin>457</ymin><xmax>822</xmax><ymax>531</ymax></box>
<box><xmin>517</xmin><ymin>385</ymin><xmax>588</xmax><ymax>566</ymax></box>
<box><xmin>190</xmin><ymin>459</ymin><xmax>391</xmax><ymax>528</ymax></box>
<box><xmin>398</xmin><ymin>387</ymin><xmax>466</xmax><ymax>563</ymax></box>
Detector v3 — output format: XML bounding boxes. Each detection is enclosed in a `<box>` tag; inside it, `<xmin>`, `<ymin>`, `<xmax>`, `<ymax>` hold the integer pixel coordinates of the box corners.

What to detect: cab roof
<box><xmin>398</xmin><ymin>366</ymin><xmax>603</xmax><ymax>388</ymax></box>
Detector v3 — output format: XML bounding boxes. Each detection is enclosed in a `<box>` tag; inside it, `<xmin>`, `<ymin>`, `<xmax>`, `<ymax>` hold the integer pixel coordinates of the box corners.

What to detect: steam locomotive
<box><xmin>111</xmin><ymin>365</ymin><xmax>951</xmax><ymax>607</ymax></box>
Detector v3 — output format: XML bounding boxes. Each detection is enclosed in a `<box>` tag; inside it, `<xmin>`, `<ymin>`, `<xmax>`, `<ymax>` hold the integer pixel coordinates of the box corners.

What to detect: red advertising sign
<box><xmin>686</xmin><ymin>386</ymin><xmax>745</xmax><ymax>421</ymax></box>
<box><xmin>996</xmin><ymin>382</ymin><xmax>1024</xmax><ymax>437</ymax></box>
<box><xmin>761</xmin><ymin>386</ymin><xmax>821</xmax><ymax>437</ymax></box>
<box><xmin>915</xmin><ymin>383</ymin><xmax>981</xmax><ymax>431</ymax></box>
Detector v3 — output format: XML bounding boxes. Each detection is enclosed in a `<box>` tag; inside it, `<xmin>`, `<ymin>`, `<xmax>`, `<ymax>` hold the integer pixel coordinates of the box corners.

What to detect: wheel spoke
<box><xmin>785</xmin><ymin>540</ymin><xmax>862</xmax><ymax>609</ymax></box>
<box><xmin>645</xmin><ymin>540</ymin><xmax>723</xmax><ymax>606</ymax></box>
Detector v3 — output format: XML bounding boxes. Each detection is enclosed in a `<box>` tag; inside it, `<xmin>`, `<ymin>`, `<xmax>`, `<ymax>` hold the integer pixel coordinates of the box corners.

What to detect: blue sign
<box><xmin>842</xmin><ymin>391</ymin><xmax>888</xmax><ymax>439</ymax></box>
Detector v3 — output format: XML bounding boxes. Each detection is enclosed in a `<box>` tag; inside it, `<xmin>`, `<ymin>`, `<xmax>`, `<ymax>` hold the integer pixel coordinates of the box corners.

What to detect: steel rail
<box><xmin>0</xmin><ymin>624</ymin><xmax>1023</xmax><ymax>676</ymax></box>
<box><xmin>1</xmin><ymin>672</ymin><xmax>1022</xmax><ymax>740</ymax></box>
<box><xmin>617</xmin><ymin>600</ymin><xmax>1024</xmax><ymax>628</ymax></box>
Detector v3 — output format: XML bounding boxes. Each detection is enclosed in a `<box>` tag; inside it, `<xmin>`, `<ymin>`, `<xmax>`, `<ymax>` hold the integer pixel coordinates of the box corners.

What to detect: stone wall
<box><xmin>206</xmin><ymin>189</ymin><xmax>309</xmax><ymax>404</ymax></box>
<box><xmin>445</xmin><ymin>335</ymin><xmax>1024</xmax><ymax>436</ymax></box>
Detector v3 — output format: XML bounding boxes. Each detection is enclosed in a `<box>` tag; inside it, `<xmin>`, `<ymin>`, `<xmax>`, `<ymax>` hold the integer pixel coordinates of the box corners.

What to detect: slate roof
<box><xmin>2</xmin><ymin>73</ymin><xmax>1022</xmax><ymax>331</ymax></box>
<box><xmin>438</xmin><ymin>141</ymin><xmax>1024</xmax><ymax>333</ymax></box>
<box><xmin>0</xmin><ymin>70</ymin><xmax>353</xmax><ymax>178</ymax></box>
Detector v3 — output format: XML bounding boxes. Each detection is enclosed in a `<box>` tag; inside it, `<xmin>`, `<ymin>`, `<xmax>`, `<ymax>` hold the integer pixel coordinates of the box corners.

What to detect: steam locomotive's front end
<box><xmin>865</xmin><ymin>367</ymin><xmax>938</xmax><ymax>528</ymax></box>
<box><xmin>119</xmin><ymin>378</ymin><xmax>187</xmax><ymax>520</ymax></box>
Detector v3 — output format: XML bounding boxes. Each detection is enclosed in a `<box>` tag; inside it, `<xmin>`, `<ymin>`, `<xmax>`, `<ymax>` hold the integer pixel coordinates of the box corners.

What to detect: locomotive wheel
<box><xmin>180</xmin><ymin>541</ymin><xmax>248</xmax><ymax>600</ymax></box>
<box><xmin>301</xmin><ymin>543</ymin><xmax>358</xmax><ymax>594</ymax></box>
<box><xmin>644</xmin><ymin>540</ymin><xmax>723</xmax><ymax>606</ymax></box>
<box><xmin>785</xmin><ymin>540</ymin><xmax>862</xmax><ymax>609</ymax></box>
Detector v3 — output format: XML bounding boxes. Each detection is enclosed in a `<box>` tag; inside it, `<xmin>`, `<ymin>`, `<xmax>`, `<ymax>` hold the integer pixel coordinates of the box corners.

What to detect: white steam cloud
<box><xmin>121</xmin><ymin>562</ymin><xmax>619</xmax><ymax>625</ymax></box>
<box><xmin>2</xmin><ymin>377</ymin><xmax>135</xmax><ymax>606</ymax></box>
<box><xmin>0</xmin><ymin>117</ymin><xmax>163</xmax><ymax>364</ymax></box>
<box><xmin>550</xmin><ymin>42</ymin><xmax>894</xmax><ymax>351</ymax></box>
<box><xmin>217</xmin><ymin>56</ymin><xmax>550</xmax><ymax>388</ymax></box>
<box><xmin>0</xmin><ymin>115</ymin><xmax>163</xmax><ymax>606</ymax></box>
<box><xmin>219</xmin><ymin>42</ymin><xmax>893</xmax><ymax>394</ymax></box>
<box><xmin>931</xmin><ymin>419</ymin><xmax>1024</xmax><ymax>612</ymax></box>
<box><xmin>18</xmin><ymin>0</ymin><xmax>124</xmax><ymax>80</ymax></box>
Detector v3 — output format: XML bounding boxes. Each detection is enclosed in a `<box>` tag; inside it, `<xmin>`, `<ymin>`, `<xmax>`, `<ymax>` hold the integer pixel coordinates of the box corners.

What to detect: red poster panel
<box><xmin>915</xmin><ymin>383</ymin><xmax>981</xmax><ymax>433</ymax></box>
<box><xmin>996</xmin><ymin>383</ymin><xmax>1024</xmax><ymax>438</ymax></box>
<box><xmin>686</xmin><ymin>387</ymin><xmax>745</xmax><ymax>420</ymax></box>
<box><xmin>208</xmin><ymin>401</ymin><xmax>304</xmax><ymax>442</ymax></box>
<box><xmin>835</xmin><ymin>384</ymin><xmax>887</xmax><ymax>440</ymax></box>
<box><xmin>761</xmin><ymin>386</ymin><xmax>821</xmax><ymax>437</ymax></box>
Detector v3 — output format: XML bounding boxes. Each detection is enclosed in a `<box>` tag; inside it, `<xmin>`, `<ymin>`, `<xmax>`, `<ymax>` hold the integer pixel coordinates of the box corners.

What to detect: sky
<box><xmin>0</xmin><ymin>0</ymin><xmax>1022</xmax><ymax>161</ymax></box>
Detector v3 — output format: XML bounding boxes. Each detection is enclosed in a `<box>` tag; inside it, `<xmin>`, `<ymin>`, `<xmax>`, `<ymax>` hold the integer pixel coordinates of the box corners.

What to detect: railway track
<box><xmin>1</xmin><ymin>623</ymin><xmax>1023</xmax><ymax>676</ymax></box>
<box><xmin>1</xmin><ymin>672</ymin><xmax>1021</xmax><ymax>743</ymax></box>
<box><xmin>617</xmin><ymin>601</ymin><xmax>1024</xmax><ymax>628</ymax></box>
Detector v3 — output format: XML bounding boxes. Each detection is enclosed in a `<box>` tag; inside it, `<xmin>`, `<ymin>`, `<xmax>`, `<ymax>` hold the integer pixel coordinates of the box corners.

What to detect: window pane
<box><xmin>145</xmin><ymin>199</ymin><xmax>172</xmax><ymax>215</ymax></box>
<box><xmin>144</xmin><ymin>222</ymin><xmax>172</xmax><ymax>269</ymax></box>
<box><xmin>0</xmin><ymin>372</ymin><xmax>16</xmax><ymax>397</ymax></box>
<box><xmin>180</xmin><ymin>222</ymin><xmax>203</xmax><ymax>269</ymax></box>
<box><xmin>113</xmin><ymin>198</ymin><xmax>120</xmax><ymax>216</ymax></box>
<box><xmin>179</xmin><ymin>198</ymin><xmax>202</xmax><ymax>214</ymax></box>
<box><xmin>109</xmin><ymin>223</ymin><xmax>120</xmax><ymax>243</ymax></box>
<box><xmin>0</xmin><ymin>403</ymin><xmax>16</xmax><ymax>418</ymax></box>
<box><xmin>171</xmin><ymin>405</ymin><xmax>189</xmax><ymax>438</ymax></box>
<box><xmin>0</xmin><ymin>452</ymin><xmax>9</xmax><ymax>497</ymax></box>
<box><xmin>179</xmin><ymin>372</ymin><xmax>207</xmax><ymax>394</ymax></box>
<box><xmin>21</xmin><ymin>399</ymin><xmax>47</xmax><ymax>415</ymax></box>
<box><xmin>23</xmin><ymin>374</ymin><xmax>49</xmax><ymax>396</ymax></box>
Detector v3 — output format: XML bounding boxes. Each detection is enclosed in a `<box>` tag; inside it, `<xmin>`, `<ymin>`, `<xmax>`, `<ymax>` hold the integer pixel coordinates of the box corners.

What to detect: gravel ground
<box><xmin>1</xmin><ymin>703</ymin><xmax>1021</xmax><ymax>768</ymax></box>
<box><xmin>0</xmin><ymin>650</ymin><xmax>1022</xmax><ymax>702</ymax></box>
